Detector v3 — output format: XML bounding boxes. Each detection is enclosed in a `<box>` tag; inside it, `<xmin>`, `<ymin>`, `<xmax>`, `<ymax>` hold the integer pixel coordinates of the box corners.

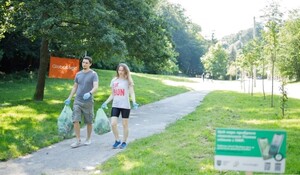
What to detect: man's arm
<box><xmin>67</xmin><ymin>83</ymin><xmax>78</xmax><ymax>100</ymax></box>
<box><xmin>89</xmin><ymin>81</ymin><xmax>98</xmax><ymax>95</ymax></box>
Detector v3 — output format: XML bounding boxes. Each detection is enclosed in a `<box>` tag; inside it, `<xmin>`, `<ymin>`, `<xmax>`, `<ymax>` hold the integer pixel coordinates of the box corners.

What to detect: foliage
<box><xmin>277</xmin><ymin>10</ymin><xmax>300</xmax><ymax>81</ymax></box>
<box><xmin>260</xmin><ymin>0</ymin><xmax>283</xmax><ymax>107</ymax></box>
<box><xmin>14</xmin><ymin>0</ymin><xmax>126</xmax><ymax>56</ymax></box>
<box><xmin>201</xmin><ymin>43</ymin><xmax>229</xmax><ymax>80</ymax></box>
<box><xmin>0</xmin><ymin>0</ymin><xmax>16</xmax><ymax>39</ymax></box>
<box><xmin>0</xmin><ymin>31</ymin><xmax>40</xmax><ymax>73</ymax></box>
<box><xmin>98</xmin><ymin>0</ymin><xmax>178</xmax><ymax>74</ymax></box>
<box><xmin>160</xmin><ymin>2</ymin><xmax>207</xmax><ymax>76</ymax></box>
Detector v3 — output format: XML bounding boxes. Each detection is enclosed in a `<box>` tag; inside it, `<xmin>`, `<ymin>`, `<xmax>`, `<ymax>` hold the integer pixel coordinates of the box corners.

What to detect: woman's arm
<box><xmin>129</xmin><ymin>85</ymin><xmax>136</xmax><ymax>104</ymax></box>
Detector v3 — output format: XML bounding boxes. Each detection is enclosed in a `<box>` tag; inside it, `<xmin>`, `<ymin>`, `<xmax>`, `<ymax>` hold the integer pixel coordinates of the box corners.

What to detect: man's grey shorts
<box><xmin>72</xmin><ymin>100</ymin><xmax>94</xmax><ymax>124</ymax></box>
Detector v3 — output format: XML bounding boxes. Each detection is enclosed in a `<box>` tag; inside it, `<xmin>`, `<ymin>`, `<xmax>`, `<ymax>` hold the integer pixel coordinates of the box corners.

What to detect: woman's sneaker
<box><xmin>119</xmin><ymin>142</ymin><xmax>127</xmax><ymax>149</ymax></box>
<box><xmin>112</xmin><ymin>140</ymin><xmax>121</xmax><ymax>149</ymax></box>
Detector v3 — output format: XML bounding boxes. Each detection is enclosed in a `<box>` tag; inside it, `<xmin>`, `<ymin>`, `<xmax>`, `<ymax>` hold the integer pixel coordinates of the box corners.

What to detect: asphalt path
<box><xmin>0</xmin><ymin>79</ymin><xmax>298</xmax><ymax>175</ymax></box>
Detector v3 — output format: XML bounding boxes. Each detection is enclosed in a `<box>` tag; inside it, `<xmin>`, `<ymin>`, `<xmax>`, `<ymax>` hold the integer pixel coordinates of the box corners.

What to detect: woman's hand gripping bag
<box><xmin>57</xmin><ymin>105</ymin><xmax>74</xmax><ymax>138</ymax></box>
<box><xmin>94</xmin><ymin>108</ymin><xmax>111</xmax><ymax>135</ymax></box>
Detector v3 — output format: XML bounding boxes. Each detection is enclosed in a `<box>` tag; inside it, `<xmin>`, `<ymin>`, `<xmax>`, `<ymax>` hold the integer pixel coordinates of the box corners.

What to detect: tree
<box><xmin>227</xmin><ymin>46</ymin><xmax>237</xmax><ymax>80</ymax></box>
<box><xmin>98</xmin><ymin>0</ymin><xmax>178</xmax><ymax>74</ymax></box>
<box><xmin>13</xmin><ymin>0</ymin><xmax>125</xmax><ymax>101</ymax></box>
<box><xmin>201</xmin><ymin>43</ymin><xmax>228</xmax><ymax>80</ymax></box>
<box><xmin>261</xmin><ymin>0</ymin><xmax>283</xmax><ymax>107</ymax></box>
<box><xmin>160</xmin><ymin>2</ymin><xmax>207</xmax><ymax>76</ymax></box>
<box><xmin>277</xmin><ymin>9</ymin><xmax>300</xmax><ymax>81</ymax></box>
<box><xmin>0</xmin><ymin>31</ymin><xmax>40</xmax><ymax>73</ymax></box>
<box><xmin>240</xmin><ymin>39</ymin><xmax>261</xmax><ymax>95</ymax></box>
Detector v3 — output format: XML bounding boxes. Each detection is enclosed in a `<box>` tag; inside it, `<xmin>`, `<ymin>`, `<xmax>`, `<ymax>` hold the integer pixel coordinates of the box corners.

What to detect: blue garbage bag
<box><xmin>57</xmin><ymin>105</ymin><xmax>74</xmax><ymax>138</ymax></box>
<box><xmin>93</xmin><ymin>108</ymin><xmax>111</xmax><ymax>135</ymax></box>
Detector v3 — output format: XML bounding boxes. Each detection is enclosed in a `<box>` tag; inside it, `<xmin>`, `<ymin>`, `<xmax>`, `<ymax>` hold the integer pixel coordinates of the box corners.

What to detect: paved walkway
<box><xmin>0</xmin><ymin>90</ymin><xmax>210</xmax><ymax>175</ymax></box>
<box><xmin>1</xmin><ymin>79</ymin><xmax>298</xmax><ymax>175</ymax></box>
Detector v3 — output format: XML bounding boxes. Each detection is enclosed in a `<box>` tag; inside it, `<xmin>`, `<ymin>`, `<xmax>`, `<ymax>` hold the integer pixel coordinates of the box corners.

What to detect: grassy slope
<box><xmin>99</xmin><ymin>91</ymin><xmax>300</xmax><ymax>175</ymax></box>
<box><xmin>0</xmin><ymin>69</ymin><xmax>189</xmax><ymax>160</ymax></box>
<box><xmin>1</xmin><ymin>70</ymin><xmax>299</xmax><ymax>174</ymax></box>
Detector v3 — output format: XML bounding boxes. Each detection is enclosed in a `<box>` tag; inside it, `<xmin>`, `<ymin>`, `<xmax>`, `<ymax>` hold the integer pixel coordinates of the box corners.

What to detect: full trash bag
<box><xmin>93</xmin><ymin>108</ymin><xmax>111</xmax><ymax>135</ymax></box>
<box><xmin>57</xmin><ymin>105</ymin><xmax>74</xmax><ymax>138</ymax></box>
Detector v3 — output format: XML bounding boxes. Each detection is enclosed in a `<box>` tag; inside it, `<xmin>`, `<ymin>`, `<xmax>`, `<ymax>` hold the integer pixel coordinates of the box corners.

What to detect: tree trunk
<box><xmin>271</xmin><ymin>60</ymin><xmax>275</xmax><ymax>107</ymax></box>
<box><xmin>262</xmin><ymin>57</ymin><xmax>265</xmax><ymax>99</ymax></box>
<box><xmin>33</xmin><ymin>38</ymin><xmax>49</xmax><ymax>101</ymax></box>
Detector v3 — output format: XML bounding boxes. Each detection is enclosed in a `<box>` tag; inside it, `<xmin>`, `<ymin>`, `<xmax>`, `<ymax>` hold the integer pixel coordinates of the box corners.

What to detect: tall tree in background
<box><xmin>240</xmin><ymin>40</ymin><xmax>261</xmax><ymax>95</ymax></box>
<box><xmin>261</xmin><ymin>0</ymin><xmax>283</xmax><ymax>107</ymax></box>
<box><xmin>201</xmin><ymin>44</ymin><xmax>228</xmax><ymax>79</ymax></box>
<box><xmin>277</xmin><ymin>9</ymin><xmax>300</xmax><ymax>81</ymax></box>
<box><xmin>160</xmin><ymin>2</ymin><xmax>207</xmax><ymax>76</ymax></box>
<box><xmin>101</xmin><ymin>0</ymin><xmax>177</xmax><ymax>74</ymax></box>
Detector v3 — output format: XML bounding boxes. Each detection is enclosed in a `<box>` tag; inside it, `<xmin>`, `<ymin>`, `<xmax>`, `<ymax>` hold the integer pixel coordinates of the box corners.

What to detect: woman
<box><xmin>101</xmin><ymin>63</ymin><xmax>138</xmax><ymax>149</ymax></box>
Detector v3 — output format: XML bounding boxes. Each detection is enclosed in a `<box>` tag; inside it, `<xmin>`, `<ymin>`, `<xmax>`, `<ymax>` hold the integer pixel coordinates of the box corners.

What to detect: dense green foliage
<box><xmin>0</xmin><ymin>0</ymin><xmax>208</xmax><ymax>100</ymax></box>
<box><xmin>0</xmin><ymin>0</ymin><xmax>207</xmax><ymax>75</ymax></box>
<box><xmin>201</xmin><ymin>44</ymin><xmax>228</xmax><ymax>80</ymax></box>
<box><xmin>160</xmin><ymin>2</ymin><xmax>207</xmax><ymax>76</ymax></box>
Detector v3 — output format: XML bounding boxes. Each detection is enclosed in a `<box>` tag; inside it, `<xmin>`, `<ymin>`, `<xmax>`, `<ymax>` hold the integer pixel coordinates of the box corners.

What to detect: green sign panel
<box><xmin>215</xmin><ymin>128</ymin><xmax>286</xmax><ymax>173</ymax></box>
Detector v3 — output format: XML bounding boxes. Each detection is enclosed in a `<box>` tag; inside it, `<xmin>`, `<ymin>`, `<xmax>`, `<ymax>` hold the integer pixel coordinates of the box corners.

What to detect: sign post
<box><xmin>215</xmin><ymin>128</ymin><xmax>286</xmax><ymax>174</ymax></box>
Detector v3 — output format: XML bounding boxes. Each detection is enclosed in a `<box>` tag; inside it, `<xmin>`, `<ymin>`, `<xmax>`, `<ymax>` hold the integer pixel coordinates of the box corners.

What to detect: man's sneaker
<box><xmin>84</xmin><ymin>139</ymin><xmax>91</xmax><ymax>145</ymax></box>
<box><xmin>70</xmin><ymin>140</ymin><xmax>81</xmax><ymax>148</ymax></box>
<box><xmin>112</xmin><ymin>140</ymin><xmax>121</xmax><ymax>149</ymax></box>
<box><xmin>119</xmin><ymin>142</ymin><xmax>127</xmax><ymax>149</ymax></box>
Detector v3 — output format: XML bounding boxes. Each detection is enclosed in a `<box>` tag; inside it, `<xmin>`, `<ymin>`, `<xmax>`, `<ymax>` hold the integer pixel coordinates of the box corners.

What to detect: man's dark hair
<box><xmin>83</xmin><ymin>56</ymin><xmax>92</xmax><ymax>64</ymax></box>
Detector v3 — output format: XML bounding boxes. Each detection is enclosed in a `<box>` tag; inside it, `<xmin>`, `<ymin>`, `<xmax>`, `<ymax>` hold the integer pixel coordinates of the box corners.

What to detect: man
<box><xmin>65</xmin><ymin>56</ymin><xmax>98</xmax><ymax>148</ymax></box>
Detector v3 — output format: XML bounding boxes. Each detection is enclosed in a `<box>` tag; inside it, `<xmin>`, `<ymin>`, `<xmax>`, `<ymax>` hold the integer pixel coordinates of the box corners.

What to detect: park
<box><xmin>1</xmin><ymin>0</ymin><xmax>300</xmax><ymax>175</ymax></box>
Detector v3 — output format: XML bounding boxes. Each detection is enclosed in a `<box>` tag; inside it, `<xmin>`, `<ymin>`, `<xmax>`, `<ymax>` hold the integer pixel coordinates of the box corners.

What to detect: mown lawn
<box><xmin>0</xmin><ymin>69</ymin><xmax>190</xmax><ymax>161</ymax></box>
<box><xmin>98</xmin><ymin>91</ymin><xmax>300</xmax><ymax>175</ymax></box>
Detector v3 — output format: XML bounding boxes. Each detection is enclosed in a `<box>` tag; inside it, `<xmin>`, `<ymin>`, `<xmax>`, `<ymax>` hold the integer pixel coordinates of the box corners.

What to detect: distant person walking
<box><xmin>101</xmin><ymin>63</ymin><xmax>138</xmax><ymax>149</ymax></box>
<box><xmin>64</xmin><ymin>56</ymin><xmax>99</xmax><ymax>148</ymax></box>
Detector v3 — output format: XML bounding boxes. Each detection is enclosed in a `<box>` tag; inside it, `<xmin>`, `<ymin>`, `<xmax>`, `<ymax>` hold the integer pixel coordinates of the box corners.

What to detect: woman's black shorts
<box><xmin>111</xmin><ymin>107</ymin><xmax>130</xmax><ymax>118</ymax></box>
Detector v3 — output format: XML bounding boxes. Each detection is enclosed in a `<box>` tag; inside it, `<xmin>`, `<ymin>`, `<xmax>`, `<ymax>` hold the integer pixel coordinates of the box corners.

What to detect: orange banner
<box><xmin>49</xmin><ymin>57</ymin><xmax>80</xmax><ymax>79</ymax></box>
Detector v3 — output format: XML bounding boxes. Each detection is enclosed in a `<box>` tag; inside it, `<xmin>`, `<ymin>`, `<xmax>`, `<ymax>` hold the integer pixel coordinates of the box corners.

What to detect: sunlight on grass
<box><xmin>199</xmin><ymin>162</ymin><xmax>214</xmax><ymax>171</ymax></box>
<box><xmin>8</xmin><ymin>144</ymin><xmax>19</xmax><ymax>157</ymax></box>
<box><xmin>161</xmin><ymin>79</ymin><xmax>189</xmax><ymax>88</ymax></box>
<box><xmin>242</xmin><ymin>119</ymin><xmax>300</xmax><ymax>129</ymax></box>
<box><xmin>146</xmin><ymin>89</ymin><xmax>157</xmax><ymax>95</ymax></box>
<box><xmin>133</xmin><ymin>73</ymin><xmax>161</xmax><ymax>80</ymax></box>
<box><xmin>48</xmin><ymin>99</ymin><xmax>65</xmax><ymax>104</ymax></box>
<box><xmin>0</xmin><ymin>102</ymin><xmax>11</xmax><ymax>107</ymax></box>
<box><xmin>121</xmin><ymin>158</ymin><xmax>144</xmax><ymax>171</ymax></box>
<box><xmin>1</xmin><ymin>105</ymin><xmax>37</xmax><ymax>117</ymax></box>
<box><xmin>115</xmin><ymin>155</ymin><xmax>144</xmax><ymax>171</ymax></box>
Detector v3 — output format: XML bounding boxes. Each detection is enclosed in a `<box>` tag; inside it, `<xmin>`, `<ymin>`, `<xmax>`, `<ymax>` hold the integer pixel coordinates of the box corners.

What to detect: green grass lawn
<box><xmin>0</xmin><ymin>69</ymin><xmax>189</xmax><ymax>161</ymax></box>
<box><xmin>98</xmin><ymin>91</ymin><xmax>300</xmax><ymax>175</ymax></box>
<box><xmin>1</xmin><ymin>70</ymin><xmax>300</xmax><ymax>174</ymax></box>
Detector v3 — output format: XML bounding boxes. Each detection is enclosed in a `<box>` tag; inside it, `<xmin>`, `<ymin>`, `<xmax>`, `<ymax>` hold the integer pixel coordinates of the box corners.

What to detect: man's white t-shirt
<box><xmin>110</xmin><ymin>78</ymin><xmax>131</xmax><ymax>109</ymax></box>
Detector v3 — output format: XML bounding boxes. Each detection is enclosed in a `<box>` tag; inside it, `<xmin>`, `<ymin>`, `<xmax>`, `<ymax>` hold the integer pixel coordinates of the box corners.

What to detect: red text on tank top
<box><xmin>114</xmin><ymin>89</ymin><xmax>125</xmax><ymax>96</ymax></box>
<box><xmin>113</xmin><ymin>82</ymin><xmax>125</xmax><ymax>96</ymax></box>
